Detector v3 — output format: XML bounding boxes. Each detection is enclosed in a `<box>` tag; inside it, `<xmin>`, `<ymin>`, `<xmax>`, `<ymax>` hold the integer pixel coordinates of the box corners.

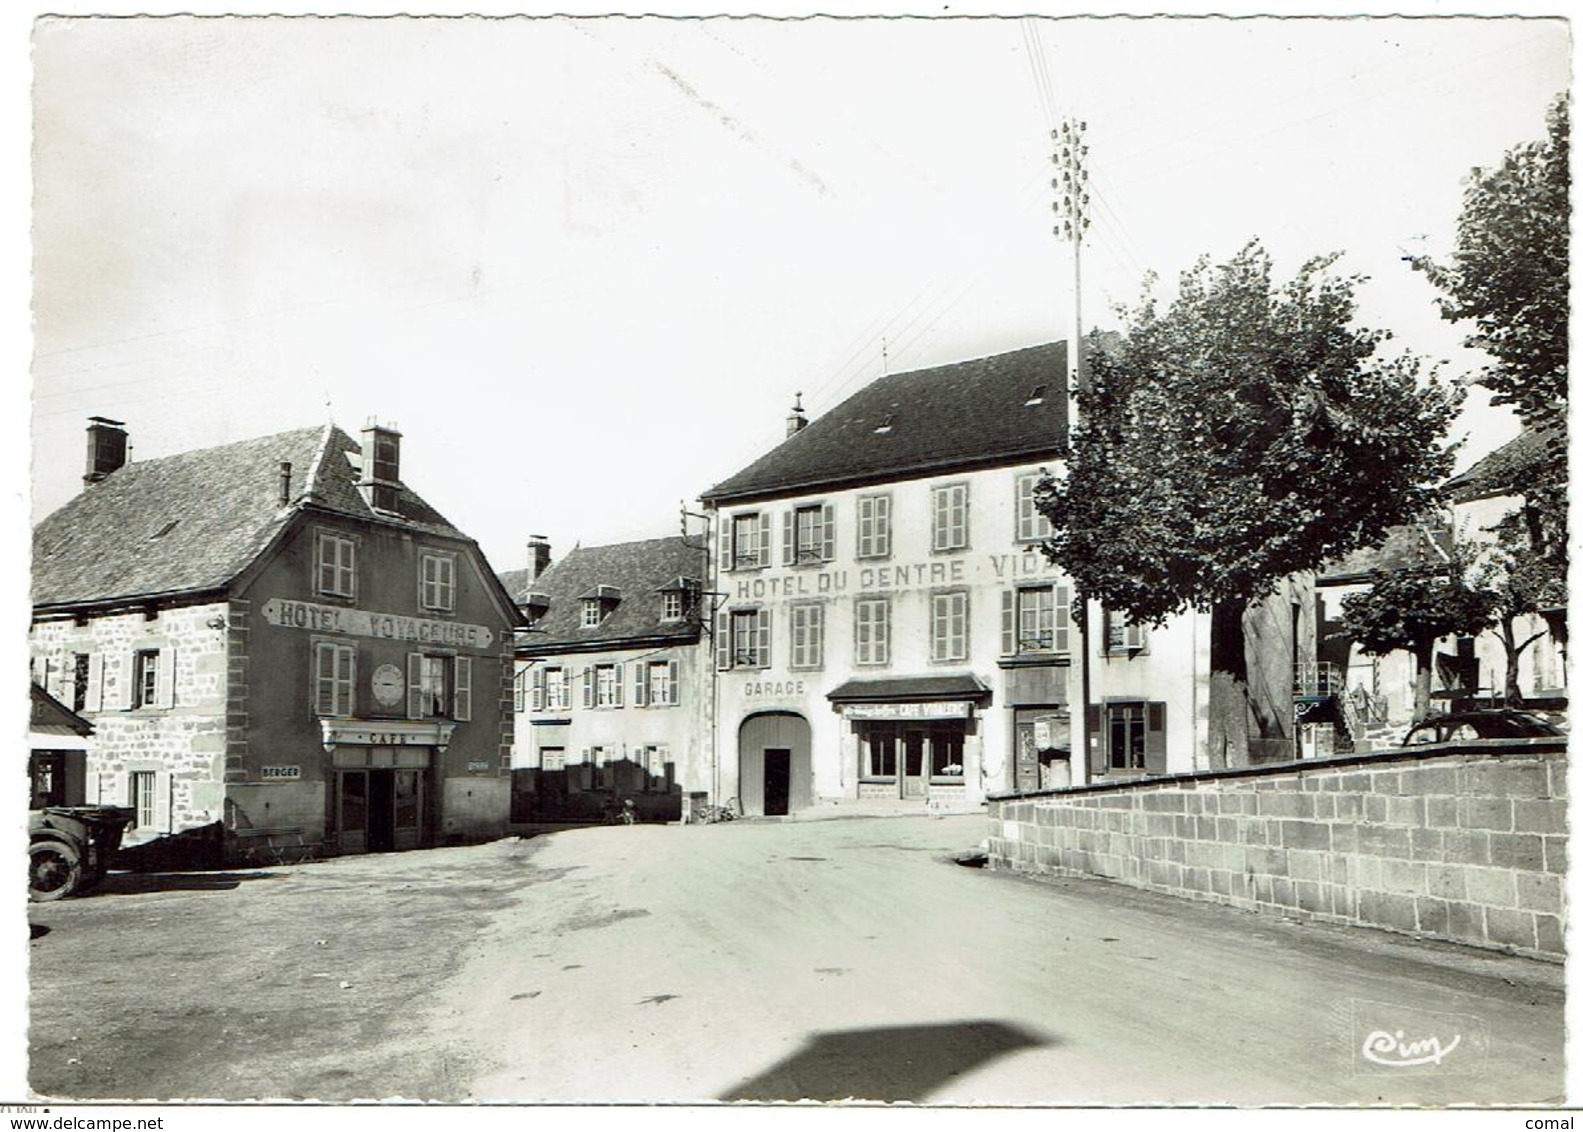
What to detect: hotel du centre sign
<box><xmin>261</xmin><ymin>598</ymin><xmax>495</xmax><ymax>650</ymax></box>
<box><xmin>728</xmin><ymin>548</ymin><xmax>1062</xmax><ymax>602</ymax></box>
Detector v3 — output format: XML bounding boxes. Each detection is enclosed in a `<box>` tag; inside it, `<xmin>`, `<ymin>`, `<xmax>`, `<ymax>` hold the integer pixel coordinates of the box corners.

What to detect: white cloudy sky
<box><xmin>25</xmin><ymin>8</ymin><xmax>1570</xmax><ymax>579</ymax></box>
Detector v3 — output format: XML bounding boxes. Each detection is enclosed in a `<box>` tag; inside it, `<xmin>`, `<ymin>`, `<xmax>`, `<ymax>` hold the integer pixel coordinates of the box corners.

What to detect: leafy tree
<box><xmin>1339</xmin><ymin>560</ymin><xmax>1497</xmax><ymax>722</ymax></box>
<box><xmin>1471</xmin><ymin>510</ymin><xmax>1567</xmax><ymax>707</ymax></box>
<box><xmin>1411</xmin><ymin>95</ymin><xmax>1568</xmax><ymax>437</ymax></box>
<box><xmin>1039</xmin><ymin>240</ymin><xmax>1463</xmax><ymax>766</ymax></box>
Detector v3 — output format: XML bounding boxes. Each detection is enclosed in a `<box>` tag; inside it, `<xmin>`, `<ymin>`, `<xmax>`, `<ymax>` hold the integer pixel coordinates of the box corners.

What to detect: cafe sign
<box><xmin>262</xmin><ymin>598</ymin><xmax>494</xmax><ymax>650</ymax></box>
<box><xmin>842</xmin><ymin>701</ymin><xmax>973</xmax><ymax>721</ymax></box>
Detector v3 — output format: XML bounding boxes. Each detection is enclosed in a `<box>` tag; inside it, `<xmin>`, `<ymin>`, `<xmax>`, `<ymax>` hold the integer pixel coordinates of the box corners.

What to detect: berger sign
<box><xmin>262</xmin><ymin>598</ymin><xmax>494</xmax><ymax>650</ymax></box>
<box><xmin>260</xmin><ymin>766</ymin><xmax>301</xmax><ymax>781</ymax></box>
<box><xmin>843</xmin><ymin>701</ymin><xmax>973</xmax><ymax>720</ymax></box>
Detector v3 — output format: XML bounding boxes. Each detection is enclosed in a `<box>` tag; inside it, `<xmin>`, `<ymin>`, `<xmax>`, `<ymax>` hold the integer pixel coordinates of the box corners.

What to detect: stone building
<box><xmin>30</xmin><ymin>417</ymin><xmax>521</xmax><ymax>860</ymax></box>
<box><xmin>502</xmin><ymin>534</ymin><xmax>709</xmax><ymax>822</ymax></box>
<box><xmin>697</xmin><ymin>342</ymin><xmax>1293</xmax><ymax>817</ymax></box>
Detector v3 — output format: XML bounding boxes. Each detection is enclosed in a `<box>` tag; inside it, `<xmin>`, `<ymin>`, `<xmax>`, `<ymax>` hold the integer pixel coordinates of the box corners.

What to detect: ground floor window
<box><xmin>856</xmin><ymin>720</ymin><xmax>968</xmax><ymax>797</ymax></box>
<box><xmin>1094</xmin><ymin>700</ymin><xmax>1167</xmax><ymax>776</ymax></box>
<box><xmin>30</xmin><ymin>752</ymin><xmax>66</xmax><ymax>809</ymax></box>
<box><xmin>130</xmin><ymin>770</ymin><xmax>156</xmax><ymax>829</ymax></box>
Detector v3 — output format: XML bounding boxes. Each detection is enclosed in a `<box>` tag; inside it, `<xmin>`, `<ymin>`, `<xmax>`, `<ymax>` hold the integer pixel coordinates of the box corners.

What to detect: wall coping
<box><xmin>988</xmin><ymin>738</ymin><xmax>1568</xmax><ymax>803</ymax></box>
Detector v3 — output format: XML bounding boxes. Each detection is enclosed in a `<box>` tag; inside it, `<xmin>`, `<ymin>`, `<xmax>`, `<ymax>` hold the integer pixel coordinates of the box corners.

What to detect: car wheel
<box><xmin>28</xmin><ymin>840</ymin><xmax>81</xmax><ymax>902</ymax></box>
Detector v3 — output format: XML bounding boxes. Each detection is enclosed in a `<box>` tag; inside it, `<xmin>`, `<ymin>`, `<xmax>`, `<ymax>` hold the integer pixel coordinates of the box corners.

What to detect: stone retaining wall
<box><xmin>988</xmin><ymin>744</ymin><xmax>1567</xmax><ymax>961</ymax></box>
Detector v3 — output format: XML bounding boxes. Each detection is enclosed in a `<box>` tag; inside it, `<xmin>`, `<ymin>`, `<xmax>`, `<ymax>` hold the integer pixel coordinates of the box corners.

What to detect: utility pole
<box><xmin>1052</xmin><ymin>117</ymin><xmax>1093</xmax><ymax>788</ymax></box>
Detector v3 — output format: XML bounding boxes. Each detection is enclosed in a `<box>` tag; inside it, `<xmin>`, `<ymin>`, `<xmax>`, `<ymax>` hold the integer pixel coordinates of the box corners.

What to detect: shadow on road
<box><xmin>84</xmin><ymin>870</ymin><xmax>282</xmax><ymax>896</ymax></box>
<box><xmin>719</xmin><ymin>1019</ymin><xmax>1054</xmax><ymax>1103</ymax></box>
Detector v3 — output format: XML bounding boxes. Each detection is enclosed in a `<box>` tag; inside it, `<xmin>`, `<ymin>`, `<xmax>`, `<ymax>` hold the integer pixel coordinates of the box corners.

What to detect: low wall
<box><xmin>987</xmin><ymin>742</ymin><xmax>1567</xmax><ymax>961</ymax></box>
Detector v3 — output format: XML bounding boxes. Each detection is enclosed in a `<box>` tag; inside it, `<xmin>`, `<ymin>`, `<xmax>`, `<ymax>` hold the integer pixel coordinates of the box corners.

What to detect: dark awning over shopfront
<box><xmin>826</xmin><ymin>674</ymin><xmax>992</xmax><ymax>711</ymax></box>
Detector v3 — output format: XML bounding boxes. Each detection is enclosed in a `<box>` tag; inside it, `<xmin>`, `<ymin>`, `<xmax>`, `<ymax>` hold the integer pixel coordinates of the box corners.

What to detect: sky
<box><xmin>23</xmin><ymin>8</ymin><xmax>1571</xmax><ymax>580</ymax></box>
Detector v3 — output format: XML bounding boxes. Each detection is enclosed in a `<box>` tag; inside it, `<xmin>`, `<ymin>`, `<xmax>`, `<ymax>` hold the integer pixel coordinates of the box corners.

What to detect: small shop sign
<box><xmin>843</xmin><ymin>701</ymin><xmax>973</xmax><ymax>720</ymax></box>
<box><xmin>260</xmin><ymin>766</ymin><xmax>301</xmax><ymax>781</ymax></box>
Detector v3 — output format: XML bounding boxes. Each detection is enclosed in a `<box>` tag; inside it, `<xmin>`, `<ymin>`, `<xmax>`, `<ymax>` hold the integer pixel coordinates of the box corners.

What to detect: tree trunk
<box><xmin>1208</xmin><ymin>601</ymin><xmax>1251</xmax><ymax>769</ymax></box>
<box><xmin>1411</xmin><ymin>640</ymin><xmax>1435</xmax><ymax>722</ymax></box>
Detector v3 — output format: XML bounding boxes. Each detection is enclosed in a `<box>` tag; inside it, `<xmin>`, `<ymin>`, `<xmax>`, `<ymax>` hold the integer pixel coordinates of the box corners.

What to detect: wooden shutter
<box><xmin>1001</xmin><ymin>590</ymin><xmax>1016</xmax><ymax>655</ymax></box>
<box><xmin>454</xmin><ymin>657</ymin><xmax>472</xmax><ymax>721</ymax></box>
<box><xmin>582</xmin><ymin>667</ymin><xmax>594</xmax><ymax>709</ymax></box>
<box><xmin>1087</xmin><ymin>704</ymin><xmax>1105</xmax><ymax>777</ymax></box>
<box><xmin>612</xmin><ymin>662</ymin><xmax>624</xmax><ymax>708</ymax></box>
<box><xmin>820</xmin><ymin>503</ymin><xmax>835</xmax><ymax>560</ymax></box>
<box><xmin>720</xmin><ymin>521</ymin><xmax>733</xmax><ymax>571</ymax></box>
<box><xmin>155</xmin><ymin>771</ymin><xmax>172</xmax><ymax>835</ymax></box>
<box><xmin>1144</xmin><ymin>701</ymin><xmax>1167</xmax><ymax>774</ymax></box>
<box><xmin>755</xmin><ymin>610</ymin><xmax>770</xmax><ymax>668</ymax></box>
<box><xmin>634</xmin><ymin>661</ymin><xmax>649</xmax><ymax>707</ymax></box>
<box><xmin>86</xmin><ymin>654</ymin><xmax>104</xmax><ymax>712</ymax></box>
<box><xmin>667</xmin><ymin>660</ymin><xmax>680</xmax><ymax>705</ymax></box>
<box><xmin>783</xmin><ymin>510</ymin><xmax>796</xmax><ymax>565</ymax></box>
<box><xmin>717</xmin><ymin>612</ymin><xmax>732</xmax><ymax>671</ymax></box>
<box><xmin>407</xmin><ymin>653</ymin><xmax>424</xmax><ymax>718</ymax></box>
<box><xmin>1055</xmin><ymin>585</ymin><xmax>1071</xmax><ymax>653</ymax></box>
<box><xmin>117</xmin><ymin>654</ymin><xmax>134</xmax><ymax>710</ymax></box>
<box><xmin>756</xmin><ymin>513</ymin><xmax>771</xmax><ymax>568</ymax></box>
<box><xmin>156</xmin><ymin>647</ymin><xmax>177</xmax><ymax>709</ymax></box>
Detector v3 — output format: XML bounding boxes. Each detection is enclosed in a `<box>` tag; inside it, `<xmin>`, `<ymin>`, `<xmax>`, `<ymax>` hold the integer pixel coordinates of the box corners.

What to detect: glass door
<box><xmin>901</xmin><ymin>727</ymin><xmax>927</xmax><ymax>798</ymax></box>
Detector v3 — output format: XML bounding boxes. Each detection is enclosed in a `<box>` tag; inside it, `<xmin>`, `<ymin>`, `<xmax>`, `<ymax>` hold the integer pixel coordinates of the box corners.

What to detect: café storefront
<box><xmin>827</xmin><ymin>675</ymin><xmax>992</xmax><ymax>809</ymax></box>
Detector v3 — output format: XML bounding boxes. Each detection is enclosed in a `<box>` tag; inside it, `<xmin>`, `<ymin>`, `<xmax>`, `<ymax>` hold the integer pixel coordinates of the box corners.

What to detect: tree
<box><xmin>1039</xmin><ymin>240</ymin><xmax>1463</xmax><ymax>766</ymax></box>
<box><xmin>1339</xmin><ymin>560</ymin><xmax>1497</xmax><ymax>722</ymax></box>
<box><xmin>1472</xmin><ymin>510</ymin><xmax>1567</xmax><ymax>707</ymax></box>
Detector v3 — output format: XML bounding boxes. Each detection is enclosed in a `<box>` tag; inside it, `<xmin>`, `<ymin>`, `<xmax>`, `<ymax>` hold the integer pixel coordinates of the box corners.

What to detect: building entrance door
<box><xmin>763</xmin><ymin>749</ymin><xmax>791</xmax><ymax>816</ymax></box>
<box><xmin>901</xmin><ymin>728</ymin><xmax>927</xmax><ymax>798</ymax></box>
<box><xmin>334</xmin><ymin>763</ymin><xmax>427</xmax><ymax>854</ymax></box>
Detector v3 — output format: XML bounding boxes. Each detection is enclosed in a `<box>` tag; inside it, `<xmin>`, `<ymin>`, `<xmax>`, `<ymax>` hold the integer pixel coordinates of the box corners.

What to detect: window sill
<box><xmin>998</xmin><ymin>653</ymin><xmax>1071</xmax><ymax>669</ymax></box>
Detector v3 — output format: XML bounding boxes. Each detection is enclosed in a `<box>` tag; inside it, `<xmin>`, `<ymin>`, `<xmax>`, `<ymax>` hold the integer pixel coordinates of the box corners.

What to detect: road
<box><xmin>27</xmin><ymin>814</ymin><xmax>1565</xmax><ymax>1105</ymax></box>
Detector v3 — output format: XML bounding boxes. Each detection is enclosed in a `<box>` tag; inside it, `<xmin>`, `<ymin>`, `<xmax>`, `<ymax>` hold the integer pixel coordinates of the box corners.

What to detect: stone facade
<box><xmin>988</xmin><ymin>744</ymin><xmax>1567</xmax><ymax>961</ymax></box>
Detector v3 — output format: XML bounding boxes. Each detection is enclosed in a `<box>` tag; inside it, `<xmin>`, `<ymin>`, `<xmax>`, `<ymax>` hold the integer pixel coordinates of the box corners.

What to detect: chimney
<box><xmin>278</xmin><ymin>461</ymin><xmax>293</xmax><ymax>507</ymax></box>
<box><xmin>526</xmin><ymin>535</ymin><xmax>552</xmax><ymax>583</ymax></box>
<box><xmin>83</xmin><ymin>417</ymin><xmax>128</xmax><ymax>486</ymax></box>
<box><xmin>358</xmin><ymin>420</ymin><xmax>402</xmax><ymax>512</ymax></box>
<box><xmin>785</xmin><ymin>392</ymin><xmax>808</xmax><ymax>438</ymax></box>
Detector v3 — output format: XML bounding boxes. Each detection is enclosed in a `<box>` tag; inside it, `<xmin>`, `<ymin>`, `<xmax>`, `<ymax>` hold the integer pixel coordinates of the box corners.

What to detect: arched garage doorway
<box><xmin>738</xmin><ymin>712</ymin><xmax>813</xmax><ymax>817</ymax></box>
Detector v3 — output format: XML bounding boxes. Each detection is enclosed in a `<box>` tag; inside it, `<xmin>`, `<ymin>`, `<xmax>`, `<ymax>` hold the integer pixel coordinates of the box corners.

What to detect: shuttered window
<box><xmin>1104</xmin><ymin>609</ymin><xmax>1149</xmax><ymax>654</ymax></box>
<box><xmin>931</xmin><ymin>483</ymin><xmax>969</xmax><ymax>552</ymax></box>
<box><xmin>407</xmin><ymin>653</ymin><xmax>470</xmax><ymax>719</ymax></box>
<box><xmin>1015</xmin><ymin>471</ymin><xmax>1053</xmax><ymax>543</ymax></box>
<box><xmin>724</xmin><ymin>609</ymin><xmax>770</xmax><ymax>669</ymax></box>
<box><xmin>785</xmin><ymin>503</ymin><xmax>836</xmax><ymax>565</ymax></box>
<box><xmin>854</xmin><ymin>598</ymin><xmax>890</xmax><ymax>666</ymax></box>
<box><xmin>790</xmin><ymin>604</ymin><xmax>825</xmax><ymax>670</ymax></box>
<box><xmin>316</xmin><ymin>532</ymin><xmax>356</xmax><ymax>598</ymax></box>
<box><xmin>419</xmin><ymin>552</ymin><xmax>456</xmax><ymax>612</ymax></box>
<box><xmin>930</xmin><ymin>591</ymin><xmax>969</xmax><ymax>662</ymax></box>
<box><xmin>1096</xmin><ymin>701</ymin><xmax>1167</xmax><ymax>776</ymax></box>
<box><xmin>728</xmin><ymin>512</ymin><xmax>772</xmax><ymax>570</ymax></box>
<box><xmin>314</xmin><ymin>641</ymin><xmax>356</xmax><ymax>717</ymax></box>
<box><xmin>856</xmin><ymin>493</ymin><xmax>891</xmax><ymax>560</ymax></box>
<box><xmin>1001</xmin><ymin>584</ymin><xmax>1072</xmax><ymax>655</ymax></box>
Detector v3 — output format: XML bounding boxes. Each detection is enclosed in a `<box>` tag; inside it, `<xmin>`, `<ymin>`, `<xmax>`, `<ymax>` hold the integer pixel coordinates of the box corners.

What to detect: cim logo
<box><xmin>1361</xmin><ymin>1028</ymin><xmax>1461</xmax><ymax>1068</ymax></box>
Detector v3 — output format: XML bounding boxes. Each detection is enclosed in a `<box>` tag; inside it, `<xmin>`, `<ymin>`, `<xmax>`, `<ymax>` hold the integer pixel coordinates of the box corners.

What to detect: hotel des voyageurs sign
<box><xmin>261</xmin><ymin>598</ymin><xmax>495</xmax><ymax>650</ymax></box>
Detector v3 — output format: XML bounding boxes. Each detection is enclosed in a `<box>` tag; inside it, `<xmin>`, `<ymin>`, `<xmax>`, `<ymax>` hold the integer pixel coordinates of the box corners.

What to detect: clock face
<box><xmin>371</xmin><ymin>664</ymin><xmax>404</xmax><ymax>707</ymax></box>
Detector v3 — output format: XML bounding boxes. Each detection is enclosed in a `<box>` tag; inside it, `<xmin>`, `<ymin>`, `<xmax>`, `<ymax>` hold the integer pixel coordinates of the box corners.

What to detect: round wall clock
<box><xmin>371</xmin><ymin>663</ymin><xmax>404</xmax><ymax>707</ymax></box>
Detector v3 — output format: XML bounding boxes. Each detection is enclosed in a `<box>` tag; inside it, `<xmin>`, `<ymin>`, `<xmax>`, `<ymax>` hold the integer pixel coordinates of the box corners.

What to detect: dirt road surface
<box><xmin>28</xmin><ymin>814</ymin><xmax>1564</xmax><ymax>1105</ymax></box>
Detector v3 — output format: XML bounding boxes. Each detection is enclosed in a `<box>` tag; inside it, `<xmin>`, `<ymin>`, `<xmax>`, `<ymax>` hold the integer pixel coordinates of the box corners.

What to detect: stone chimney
<box><xmin>358</xmin><ymin>421</ymin><xmax>402</xmax><ymax>512</ymax></box>
<box><xmin>83</xmin><ymin>417</ymin><xmax>128</xmax><ymax>486</ymax></box>
<box><xmin>526</xmin><ymin>535</ymin><xmax>552</xmax><ymax>583</ymax></box>
<box><xmin>278</xmin><ymin>461</ymin><xmax>293</xmax><ymax>507</ymax></box>
<box><xmin>785</xmin><ymin>393</ymin><xmax>808</xmax><ymax>438</ymax></box>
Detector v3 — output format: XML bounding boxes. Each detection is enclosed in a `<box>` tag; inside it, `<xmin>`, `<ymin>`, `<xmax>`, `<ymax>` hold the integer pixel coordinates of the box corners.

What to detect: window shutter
<box><xmin>717</xmin><ymin>612</ymin><xmax>732</xmax><ymax>671</ymax></box>
<box><xmin>820</xmin><ymin>503</ymin><xmax>835</xmax><ymax>560</ymax></box>
<box><xmin>634</xmin><ymin>661</ymin><xmax>649</xmax><ymax>707</ymax></box>
<box><xmin>314</xmin><ymin>643</ymin><xmax>332</xmax><ymax>716</ymax></box>
<box><xmin>1055</xmin><ymin>585</ymin><xmax>1071</xmax><ymax>653</ymax></box>
<box><xmin>157</xmin><ymin>648</ymin><xmax>177</xmax><ymax>709</ymax></box>
<box><xmin>531</xmin><ymin>666</ymin><xmax>546</xmax><ymax>711</ymax></box>
<box><xmin>612</xmin><ymin>662</ymin><xmax>624</xmax><ymax>708</ymax></box>
<box><xmin>1001</xmin><ymin>591</ymin><xmax>1015</xmax><ymax>655</ymax></box>
<box><xmin>407</xmin><ymin>653</ymin><xmax>424</xmax><ymax>718</ymax></box>
<box><xmin>667</xmin><ymin>660</ymin><xmax>680</xmax><ymax>705</ymax></box>
<box><xmin>87</xmin><ymin>654</ymin><xmax>104</xmax><ymax>712</ymax></box>
<box><xmin>783</xmin><ymin>510</ymin><xmax>795</xmax><ymax>566</ymax></box>
<box><xmin>154</xmin><ymin>771</ymin><xmax>172</xmax><ymax>835</ymax></box>
<box><xmin>582</xmin><ymin>667</ymin><xmax>594</xmax><ymax>709</ymax></box>
<box><xmin>1144</xmin><ymin>701</ymin><xmax>1167</xmax><ymax>774</ymax></box>
<box><xmin>754</xmin><ymin>512</ymin><xmax>770</xmax><ymax>568</ymax></box>
<box><xmin>454</xmin><ymin>657</ymin><xmax>472</xmax><ymax>721</ymax></box>
<box><xmin>756</xmin><ymin>610</ymin><xmax>771</xmax><ymax>668</ymax></box>
<box><xmin>1087</xmin><ymin>704</ymin><xmax>1105</xmax><ymax>776</ymax></box>
<box><xmin>875</xmin><ymin>495</ymin><xmax>890</xmax><ymax>557</ymax></box>
<box><xmin>118</xmin><ymin>654</ymin><xmax>134</xmax><ymax>710</ymax></box>
<box><xmin>720</xmin><ymin>522</ymin><xmax>733</xmax><ymax>571</ymax></box>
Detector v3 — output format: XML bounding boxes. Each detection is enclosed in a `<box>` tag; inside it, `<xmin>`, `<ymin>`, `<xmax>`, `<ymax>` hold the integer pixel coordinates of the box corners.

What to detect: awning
<box><xmin>825</xmin><ymin>674</ymin><xmax>992</xmax><ymax>705</ymax></box>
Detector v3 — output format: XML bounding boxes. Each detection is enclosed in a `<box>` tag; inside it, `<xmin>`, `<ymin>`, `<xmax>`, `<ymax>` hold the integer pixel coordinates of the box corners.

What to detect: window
<box><xmin>71</xmin><ymin>653</ymin><xmax>90</xmax><ymax>713</ymax></box>
<box><xmin>316</xmin><ymin>532</ymin><xmax>356</xmax><ymax>599</ymax></box>
<box><xmin>1002</xmin><ymin>584</ymin><xmax>1071</xmax><ymax>655</ymax></box>
<box><xmin>314</xmin><ymin>641</ymin><xmax>356</xmax><ymax>717</ymax></box>
<box><xmin>420</xmin><ymin>552</ymin><xmax>456</xmax><ymax>613</ymax></box>
<box><xmin>582</xmin><ymin>599</ymin><xmax>603</xmax><ymax>628</ymax></box>
<box><xmin>592</xmin><ymin>663</ymin><xmax>623</xmax><ymax>708</ymax></box>
<box><xmin>531</xmin><ymin>665</ymin><xmax>571</xmax><ymax>712</ymax></box>
<box><xmin>930</xmin><ymin>591</ymin><xmax>969</xmax><ymax>662</ymax></box>
<box><xmin>854</xmin><ymin>598</ymin><xmax>890</xmax><ymax>666</ymax></box>
<box><xmin>856</xmin><ymin>493</ymin><xmax>892</xmax><ymax>560</ymax></box>
<box><xmin>407</xmin><ymin>653</ymin><xmax>472</xmax><ymax>720</ymax></box>
<box><xmin>1105</xmin><ymin>610</ymin><xmax>1149</xmax><ymax>655</ymax></box>
<box><xmin>784</xmin><ymin>503</ymin><xmax>834</xmax><ymax>565</ymax></box>
<box><xmin>661</xmin><ymin>590</ymin><xmax>684</xmax><ymax>621</ymax></box>
<box><xmin>30</xmin><ymin>753</ymin><xmax>66</xmax><ymax>809</ymax></box>
<box><xmin>1094</xmin><ymin>701</ymin><xmax>1167</xmax><ymax>776</ymax></box>
<box><xmin>635</xmin><ymin>660</ymin><xmax>680</xmax><ymax>707</ymax></box>
<box><xmin>790</xmin><ymin>604</ymin><xmax>825</xmax><ymax>670</ymax></box>
<box><xmin>638</xmin><ymin>744</ymin><xmax>672</xmax><ymax>790</ymax></box>
<box><xmin>134</xmin><ymin>650</ymin><xmax>160</xmax><ymax>708</ymax></box>
<box><xmin>862</xmin><ymin>724</ymin><xmax>899</xmax><ymax>779</ymax></box>
<box><xmin>718</xmin><ymin>609</ymin><xmax>770</xmax><ymax>670</ymax></box>
<box><xmin>540</xmin><ymin>747</ymin><xmax>566</xmax><ymax>771</ymax></box>
<box><xmin>130</xmin><ymin>770</ymin><xmax>156</xmax><ymax>830</ymax></box>
<box><xmin>1016</xmin><ymin>471</ymin><xmax>1054</xmax><ymax>543</ymax></box>
<box><xmin>931</xmin><ymin>482</ymin><xmax>970</xmax><ymax>552</ymax></box>
<box><xmin>930</xmin><ymin>728</ymin><xmax>965</xmax><ymax>780</ymax></box>
<box><xmin>727</xmin><ymin>512</ymin><xmax>771</xmax><ymax>571</ymax></box>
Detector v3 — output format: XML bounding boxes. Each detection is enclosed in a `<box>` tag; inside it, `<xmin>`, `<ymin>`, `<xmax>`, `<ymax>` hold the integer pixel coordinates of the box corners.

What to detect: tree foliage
<box><xmin>1412</xmin><ymin>95</ymin><xmax>1569</xmax><ymax>436</ymax></box>
<box><xmin>1038</xmin><ymin>240</ymin><xmax>1464</xmax><ymax>625</ymax></box>
<box><xmin>1472</xmin><ymin>509</ymin><xmax>1567</xmax><ymax>706</ymax></box>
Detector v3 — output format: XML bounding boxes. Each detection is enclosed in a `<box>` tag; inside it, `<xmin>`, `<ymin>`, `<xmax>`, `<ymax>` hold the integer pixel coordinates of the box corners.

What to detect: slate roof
<box><xmin>32</xmin><ymin>424</ymin><xmax>468</xmax><ymax>611</ymax></box>
<box><xmin>1440</xmin><ymin>426</ymin><xmax>1564</xmax><ymax>503</ymax></box>
<box><xmin>30</xmin><ymin>683</ymin><xmax>94</xmax><ymax>738</ymax></box>
<box><xmin>701</xmin><ymin>341</ymin><xmax>1069</xmax><ymax>504</ymax></box>
<box><xmin>1318</xmin><ymin>522</ymin><xmax>1454</xmax><ymax>586</ymax></box>
<box><xmin>511</xmin><ymin>536</ymin><xmax>707</xmax><ymax>652</ymax></box>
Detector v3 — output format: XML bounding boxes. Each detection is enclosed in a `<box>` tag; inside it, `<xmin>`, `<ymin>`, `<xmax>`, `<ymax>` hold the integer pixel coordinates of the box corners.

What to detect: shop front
<box><xmin>321</xmin><ymin>719</ymin><xmax>454</xmax><ymax>853</ymax></box>
<box><xmin>827</xmin><ymin>675</ymin><xmax>991</xmax><ymax>809</ymax></box>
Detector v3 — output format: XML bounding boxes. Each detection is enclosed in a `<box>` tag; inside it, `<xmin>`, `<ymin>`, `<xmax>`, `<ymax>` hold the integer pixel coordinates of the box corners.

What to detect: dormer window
<box><xmin>579</xmin><ymin>585</ymin><xmax>622</xmax><ymax>628</ymax></box>
<box><xmin>1025</xmin><ymin>384</ymin><xmax>1047</xmax><ymax>406</ymax></box>
<box><xmin>661</xmin><ymin>591</ymin><xmax>683</xmax><ymax>622</ymax></box>
<box><xmin>658</xmin><ymin>578</ymin><xmax>700</xmax><ymax>622</ymax></box>
<box><xmin>873</xmin><ymin>414</ymin><xmax>895</xmax><ymax>435</ymax></box>
<box><xmin>521</xmin><ymin>592</ymin><xmax>550</xmax><ymax>628</ymax></box>
<box><xmin>581</xmin><ymin>599</ymin><xmax>603</xmax><ymax>628</ymax></box>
